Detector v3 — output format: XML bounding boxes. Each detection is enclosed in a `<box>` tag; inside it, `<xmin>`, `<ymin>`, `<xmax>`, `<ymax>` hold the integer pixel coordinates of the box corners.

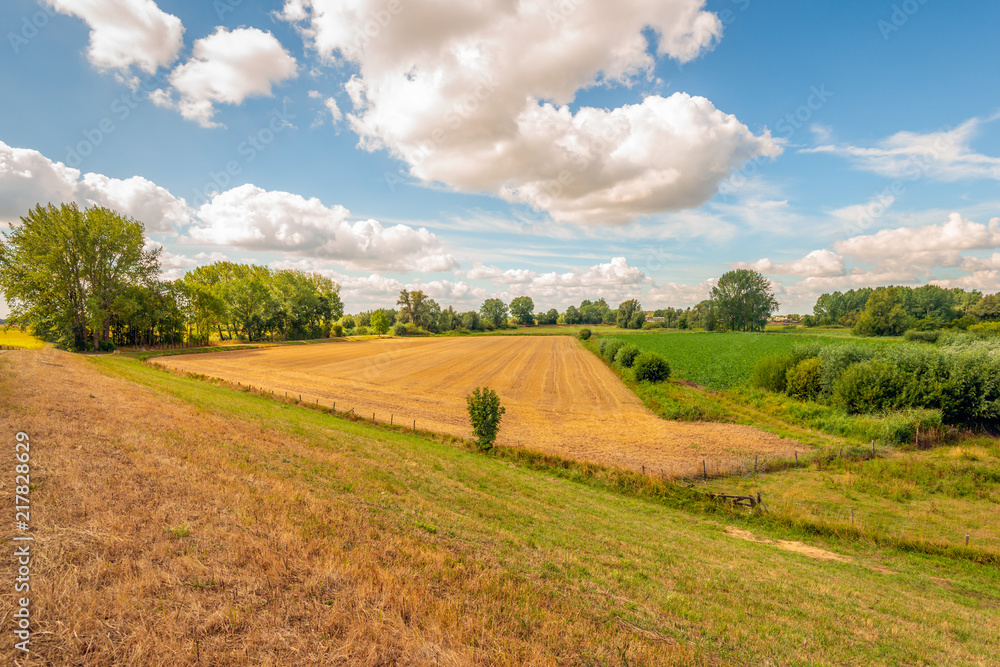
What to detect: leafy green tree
<box><xmin>466</xmin><ymin>386</ymin><xmax>506</xmax><ymax>452</ymax></box>
<box><xmin>509</xmin><ymin>296</ymin><xmax>535</xmax><ymax>325</ymax></box>
<box><xmin>0</xmin><ymin>203</ymin><xmax>159</xmax><ymax>350</ymax></box>
<box><xmin>711</xmin><ymin>269</ymin><xmax>778</xmax><ymax>332</ymax></box>
<box><xmin>971</xmin><ymin>294</ymin><xmax>1000</xmax><ymax>322</ymax></box>
<box><xmin>616</xmin><ymin>299</ymin><xmax>644</xmax><ymax>329</ymax></box>
<box><xmin>371</xmin><ymin>310</ymin><xmax>389</xmax><ymax>336</ymax></box>
<box><xmin>563</xmin><ymin>305</ymin><xmax>581</xmax><ymax>324</ymax></box>
<box><xmin>853</xmin><ymin>287</ymin><xmax>912</xmax><ymax>336</ymax></box>
<box><xmin>480</xmin><ymin>298</ymin><xmax>508</xmax><ymax>328</ymax></box>
<box><xmin>461</xmin><ymin>310</ymin><xmax>481</xmax><ymax>331</ymax></box>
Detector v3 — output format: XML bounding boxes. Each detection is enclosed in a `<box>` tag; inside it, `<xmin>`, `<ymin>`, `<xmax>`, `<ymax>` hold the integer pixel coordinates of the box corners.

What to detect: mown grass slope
<box><xmin>1</xmin><ymin>348</ymin><xmax>999</xmax><ymax>665</ymax></box>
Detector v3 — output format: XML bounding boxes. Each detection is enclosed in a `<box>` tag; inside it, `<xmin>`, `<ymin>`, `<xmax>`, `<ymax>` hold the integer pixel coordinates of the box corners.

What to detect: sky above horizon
<box><xmin>2</xmin><ymin>0</ymin><xmax>999</xmax><ymax>318</ymax></box>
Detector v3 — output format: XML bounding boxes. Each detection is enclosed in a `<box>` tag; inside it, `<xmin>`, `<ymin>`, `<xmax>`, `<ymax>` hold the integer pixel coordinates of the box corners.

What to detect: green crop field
<box><xmin>605</xmin><ymin>331</ymin><xmax>893</xmax><ymax>390</ymax></box>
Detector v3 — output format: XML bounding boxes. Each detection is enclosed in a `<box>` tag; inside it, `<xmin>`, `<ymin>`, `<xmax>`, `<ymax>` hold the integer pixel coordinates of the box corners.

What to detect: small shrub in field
<box><xmin>578</xmin><ymin>328</ymin><xmax>592</xmax><ymax>340</ymax></box>
<box><xmin>904</xmin><ymin>329</ymin><xmax>941</xmax><ymax>343</ymax></box>
<box><xmin>785</xmin><ymin>358</ymin><xmax>822</xmax><ymax>400</ymax></box>
<box><xmin>392</xmin><ymin>323</ymin><xmax>406</xmax><ymax>336</ymax></box>
<box><xmin>833</xmin><ymin>359</ymin><xmax>905</xmax><ymax>414</ymax></box>
<box><xmin>633</xmin><ymin>352</ymin><xmax>671</xmax><ymax>382</ymax></box>
<box><xmin>356</xmin><ymin>326</ymin><xmax>369</xmax><ymax>335</ymax></box>
<box><xmin>602</xmin><ymin>339</ymin><xmax>624</xmax><ymax>362</ymax></box>
<box><xmin>331</xmin><ymin>323</ymin><xmax>344</xmax><ymax>337</ymax></box>
<box><xmin>750</xmin><ymin>354</ymin><xmax>794</xmax><ymax>393</ymax></box>
<box><xmin>466</xmin><ymin>386</ymin><xmax>506</xmax><ymax>451</ymax></box>
<box><xmin>614</xmin><ymin>344</ymin><xmax>641</xmax><ymax>368</ymax></box>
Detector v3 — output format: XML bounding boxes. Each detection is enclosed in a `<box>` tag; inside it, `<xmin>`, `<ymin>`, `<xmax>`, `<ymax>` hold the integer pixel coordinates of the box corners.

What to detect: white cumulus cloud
<box><xmin>44</xmin><ymin>0</ymin><xmax>184</xmax><ymax>77</ymax></box>
<box><xmin>0</xmin><ymin>140</ymin><xmax>188</xmax><ymax>231</ymax></box>
<box><xmin>156</xmin><ymin>27</ymin><xmax>298</xmax><ymax>128</ymax></box>
<box><xmin>733</xmin><ymin>249</ymin><xmax>846</xmax><ymax>278</ymax></box>
<box><xmin>191</xmin><ymin>184</ymin><xmax>459</xmax><ymax>272</ymax></box>
<box><xmin>282</xmin><ymin>0</ymin><xmax>778</xmax><ymax>224</ymax></box>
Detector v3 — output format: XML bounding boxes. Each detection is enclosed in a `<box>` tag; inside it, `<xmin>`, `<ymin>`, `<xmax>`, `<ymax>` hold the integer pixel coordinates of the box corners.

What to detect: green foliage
<box><xmin>968</xmin><ymin>321</ymin><xmax>1000</xmax><ymax>337</ymax></box>
<box><xmin>904</xmin><ymin>329</ymin><xmax>941</xmax><ymax>343</ymax></box>
<box><xmin>817</xmin><ymin>345</ymin><xmax>878</xmax><ymax>396</ymax></box>
<box><xmin>616</xmin><ymin>299</ymin><xmax>644</xmax><ymax>329</ymax></box>
<box><xmin>392</xmin><ymin>322</ymin><xmax>407</xmax><ymax>336</ymax></box>
<box><xmin>750</xmin><ymin>354</ymin><xmax>794</xmax><ymax>393</ymax></box>
<box><xmin>633</xmin><ymin>352</ymin><xmax>671</xmax><ymax>382</ymax></box>
<box><xmin>371</xmin><ymin>310</ymin><xmax>389</xmax><ymax>336</ymax></box>
<box><xmin>711</xmin><ymin>269</ymin><xmax>778</xmax><ymax>332</ymax></box>
<box><xmin>0</xmin><ymin>203</ymin><xmax>159</xmax><ymax>350</ymax></box>
<box><xmin>331</xmin><ymin>323</ymin><xmax>344</xmax><ymax>337</ymax></box>
<box><xmin>466</xmin><ymin>386</ymin><xmax>506</xmax><ymax>451</ymax></box>
<box><xmin>480</xmin><ymin>298</ymin><xmax>509</xmax><ymax>328</ymax></box>
<box><xmin>578</xmin><ymin>328</ymin><xmax>591</xmax><ymax>340</ymax></box>
<box><xmin>509</xmin><ymin>296</ymin><xmax>535</xmax><ymax>325</ymax></box>
<box><xmin>613</xmin><ymin>344</ymin><xmax>641</xmax><ymax>368</ymax></box>
<box><xmin>833</xmin><ymin>360</ymin><xmax>906</xmax><ymax>414</ymax></box>
<box><xmin>785</xmin><ymin>358</ymin><xmax>822</xmax><ymax>400</ymax></box>
<box><xmin>340</xmin><ymin>315</ymin><xmax>356</xmax><ymax>329</ymax></box>
<box><xmin>601</xmin><ymin>338</ymin><xmax>624</xmax><ymax>362</ymax></box>
<box><xmin>854</xmin><ymin>287</ymin><xmax>912</xmax><ymax>337</ymax></box>
<box><xmin>939</xmin><ymin>352</ymin><xmax>1000</xmax><ymax>426</ymax></box>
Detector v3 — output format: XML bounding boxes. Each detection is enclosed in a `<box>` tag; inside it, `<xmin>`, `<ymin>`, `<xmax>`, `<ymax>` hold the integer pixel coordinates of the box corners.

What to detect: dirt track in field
<box><xmin>156</xmin><ymin>336</ymin><xmax>801</xmax><ymax>475</ymax></box>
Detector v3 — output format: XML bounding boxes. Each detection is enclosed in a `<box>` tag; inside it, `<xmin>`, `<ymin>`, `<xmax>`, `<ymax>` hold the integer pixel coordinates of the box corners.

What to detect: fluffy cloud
<box><xmin>309</xmin><ymin>90</ymin><xmax>343</xmax><ymax>126</ymax></box>
<box><xmin>0</xmin><ymin>140</ymin><xmax>188</xmax><ymax>231</ymax></box>
<box><xmin>156</xmin><ymin>28</ymin><xmax>298</xmax><ymax>127</ymax></box>
<box><xmin>283</xmin><ymin>0</ymin><xmax>778</xmax><ymax>224</ymax></box>
<box><xmin>833</xmin><ymin>213</ymin><xmax>1000</xmax><ymax>270</ymax></box>
<box><xmin>805</xmin><ymin>115</ymin><xmax>1000</xmax><ymax>182</ymax></box>
<box><xmin>462</xmin><ymin>257</ymin><xmax>650</xmax><ymax>305</ymax></box>
<box><xmin>44</xmin><ymin>0</ymin><xmax>183</xmax><ymax>77</ymax></box>
<box><xmin>191</xmin><ymin>184</ymin><xmax>459</xmax><ymax>272</ymax></box>
<box><xmin>734</xmin><ymin>249</ymin><xmax>846</xmax><ymax>278</ymax></box>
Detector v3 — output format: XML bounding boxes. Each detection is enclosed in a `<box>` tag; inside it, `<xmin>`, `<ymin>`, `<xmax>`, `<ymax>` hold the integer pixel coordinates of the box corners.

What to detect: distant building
<box><xmin>647</xmin><ymin>317</ymin><xmax>665</xmax><ymax>323</ymax></box>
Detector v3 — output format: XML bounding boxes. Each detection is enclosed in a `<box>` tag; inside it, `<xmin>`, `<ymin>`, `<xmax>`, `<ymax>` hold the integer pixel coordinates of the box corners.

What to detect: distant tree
<box><xmin>371</xmin><ymin>310</ymin><xmax>389</xmax><ymax>336</ymax></box>
<box><xmin>971</xmin><ymin>294</ymin><xmax>1000</xmax><ymax>322</ymax></box>
<box><xmin>461</xmin><ymin>311</ymin><xmax>481</xmax><ymax>331</ymax></box>
<box><xmin>466</xmin><ymin>387</ymin><xmax>505</xmax><ymax>452</ymax></box>
<box><xmin>480</xmin><ymin>298</ymin><xmax>509</xmax><ymax>328</ymax></box>
<box><xmin>0</xmin><ymin>203</ymin><xmax>159</xmax><ymax>350</ymax></box>
<box><xmin>711</xmin><ymin>269</ymin><xmax>778</xmax><ymax>332</ymax></box>
<box><xmin>616</xmin><ymin>299</ymin><xmax>644</xmax><ymax>329</ymax></box>
<box><xmin>509</xmin><ymin>296</ymin><xmax>535</xmax><ymax>325</ymax></box>
<box><xmin>853</xmin><ymin>287</ymin><xmax>912</xmax><ymax>336</ymax></box>
<box><xmin>563</xmin><ymin>305</ymin><xmax>581</xmax><ymax>325</ymax></box>
<box><xmin>535</xmin><ymin>308</ymin><xmax>558</xmax><ymax>325</ymax></box>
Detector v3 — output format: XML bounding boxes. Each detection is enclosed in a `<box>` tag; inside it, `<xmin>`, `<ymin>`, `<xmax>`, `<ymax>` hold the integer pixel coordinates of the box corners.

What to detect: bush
<box><xmin>98</xmin><ymin>340</ymin><xmax>116</xmax><ymax>352</ymax></box>
<box><xmin>786</xmin><ymin>358</ymin><xmax>822</xmax><ymax>400</ymax></box>
<box><xmin>331</xmin><ymin>323</ymin><xmax>344</xmax><ymax>337</ymax></box>
<box><xmin>633</xmin><ymin>352</ymin><xmax>671</xmax><ymax>383</ymax></box>
<box><xmin>968</xmin><ymin>321</ymin><xmax>1000</xmax><ymax>337</ymax></box>
<box><xmin>904</xmin><ymin>329</ymin><xmax>941</xmax><ymax>343</ymax></box>
<box><xmin>578</xmin><ymin>328</ymin><xmax>592</xmax><ymax>340</ymax></box>
<box><xmin>832</xmin><ymin>359</ymin><xmax>906</xmax><ymax>414</ymax></box>
<box><xmin>601</xmin><ymin>339</ymin><xmax>624</xmax><ymax>362</ymax></box>
<box><xmin>939</xmin><ymin>351</ymin><xmax>1000</xmax><ymax>426</ymax></box>
<box><xmin>818</xmin><ymin>345</ymin><xmax>877</xmax><ymax>396</ymax></box>
<box><xmin>392</xmin><ymin>323</ymin><xmax>407</xmax><ymax>336</ymax></box>
<box><xmin>466</xmin><ymin>386</ymin><xmax>506</xmax><ymax>451</ymax></box>
<box><xmin>750</xmin><ymin>354</ymin><xmax>794</xmax><ymax>393</ymax></box>
<box><xmin>340</xmin><ymin>316</ymin><xmax>356</xmax><ymax>329</ymax></box>
<box><xmin>614</xmin><ymin>344</ymin><xmax>641</xmax><ymax>368</ymax></box>
<box><xmin>356</xmin><ymin>326</ymin><xmax>369</xmax><ymax>336</ymax></box>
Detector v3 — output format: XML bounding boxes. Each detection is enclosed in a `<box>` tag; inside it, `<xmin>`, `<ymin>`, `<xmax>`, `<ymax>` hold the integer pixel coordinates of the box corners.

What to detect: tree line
<box><xmin>808</xmin><ymin>285</ymin><xmax>999</xmax><ymax>336</ymax></box>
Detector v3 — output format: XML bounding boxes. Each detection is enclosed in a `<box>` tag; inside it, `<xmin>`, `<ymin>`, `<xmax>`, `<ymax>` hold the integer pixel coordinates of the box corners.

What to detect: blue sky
<box><xmin>2</xmin><ymin>0</ymin><xmax>999</xmax><ymax>317</ymax></box>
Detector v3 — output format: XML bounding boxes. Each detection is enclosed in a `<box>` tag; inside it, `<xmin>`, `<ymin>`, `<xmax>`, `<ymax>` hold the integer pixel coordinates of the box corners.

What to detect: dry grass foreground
<box><xmin>0</xmin><ymin>348</ymin><xmax>693</xmax><ymax>665</ymax></box>
<box><xmin>3</xmin><ymin>348</ymin><xmax>1000</xmax><ymax>665</ymax></box>
<box><xmin>156</xmin><ymin>337</ymin><xmax>799</xmax><ymax>475</ymax></box>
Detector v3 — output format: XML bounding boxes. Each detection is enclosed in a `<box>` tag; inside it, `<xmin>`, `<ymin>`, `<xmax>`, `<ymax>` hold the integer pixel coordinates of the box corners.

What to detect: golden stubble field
<box><xmin>157</xmin><ymin>336</ymin><xmax>800</xmax><ymax>475</ymax></box>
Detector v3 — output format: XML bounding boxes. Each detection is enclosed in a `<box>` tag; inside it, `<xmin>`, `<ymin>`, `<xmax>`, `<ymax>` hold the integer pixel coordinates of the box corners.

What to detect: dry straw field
<box><xmin>157</xmin><ymin>336</ymin><xmax>799</xmax><ymax>475</ymax></box>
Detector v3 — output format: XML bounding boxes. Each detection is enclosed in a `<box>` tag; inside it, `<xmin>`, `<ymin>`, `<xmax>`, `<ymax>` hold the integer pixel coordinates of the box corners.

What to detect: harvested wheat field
<box><xmin>157</xmin><ymin>336</ymin><xmax>801</xmax><ymax>475</ymax></box>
